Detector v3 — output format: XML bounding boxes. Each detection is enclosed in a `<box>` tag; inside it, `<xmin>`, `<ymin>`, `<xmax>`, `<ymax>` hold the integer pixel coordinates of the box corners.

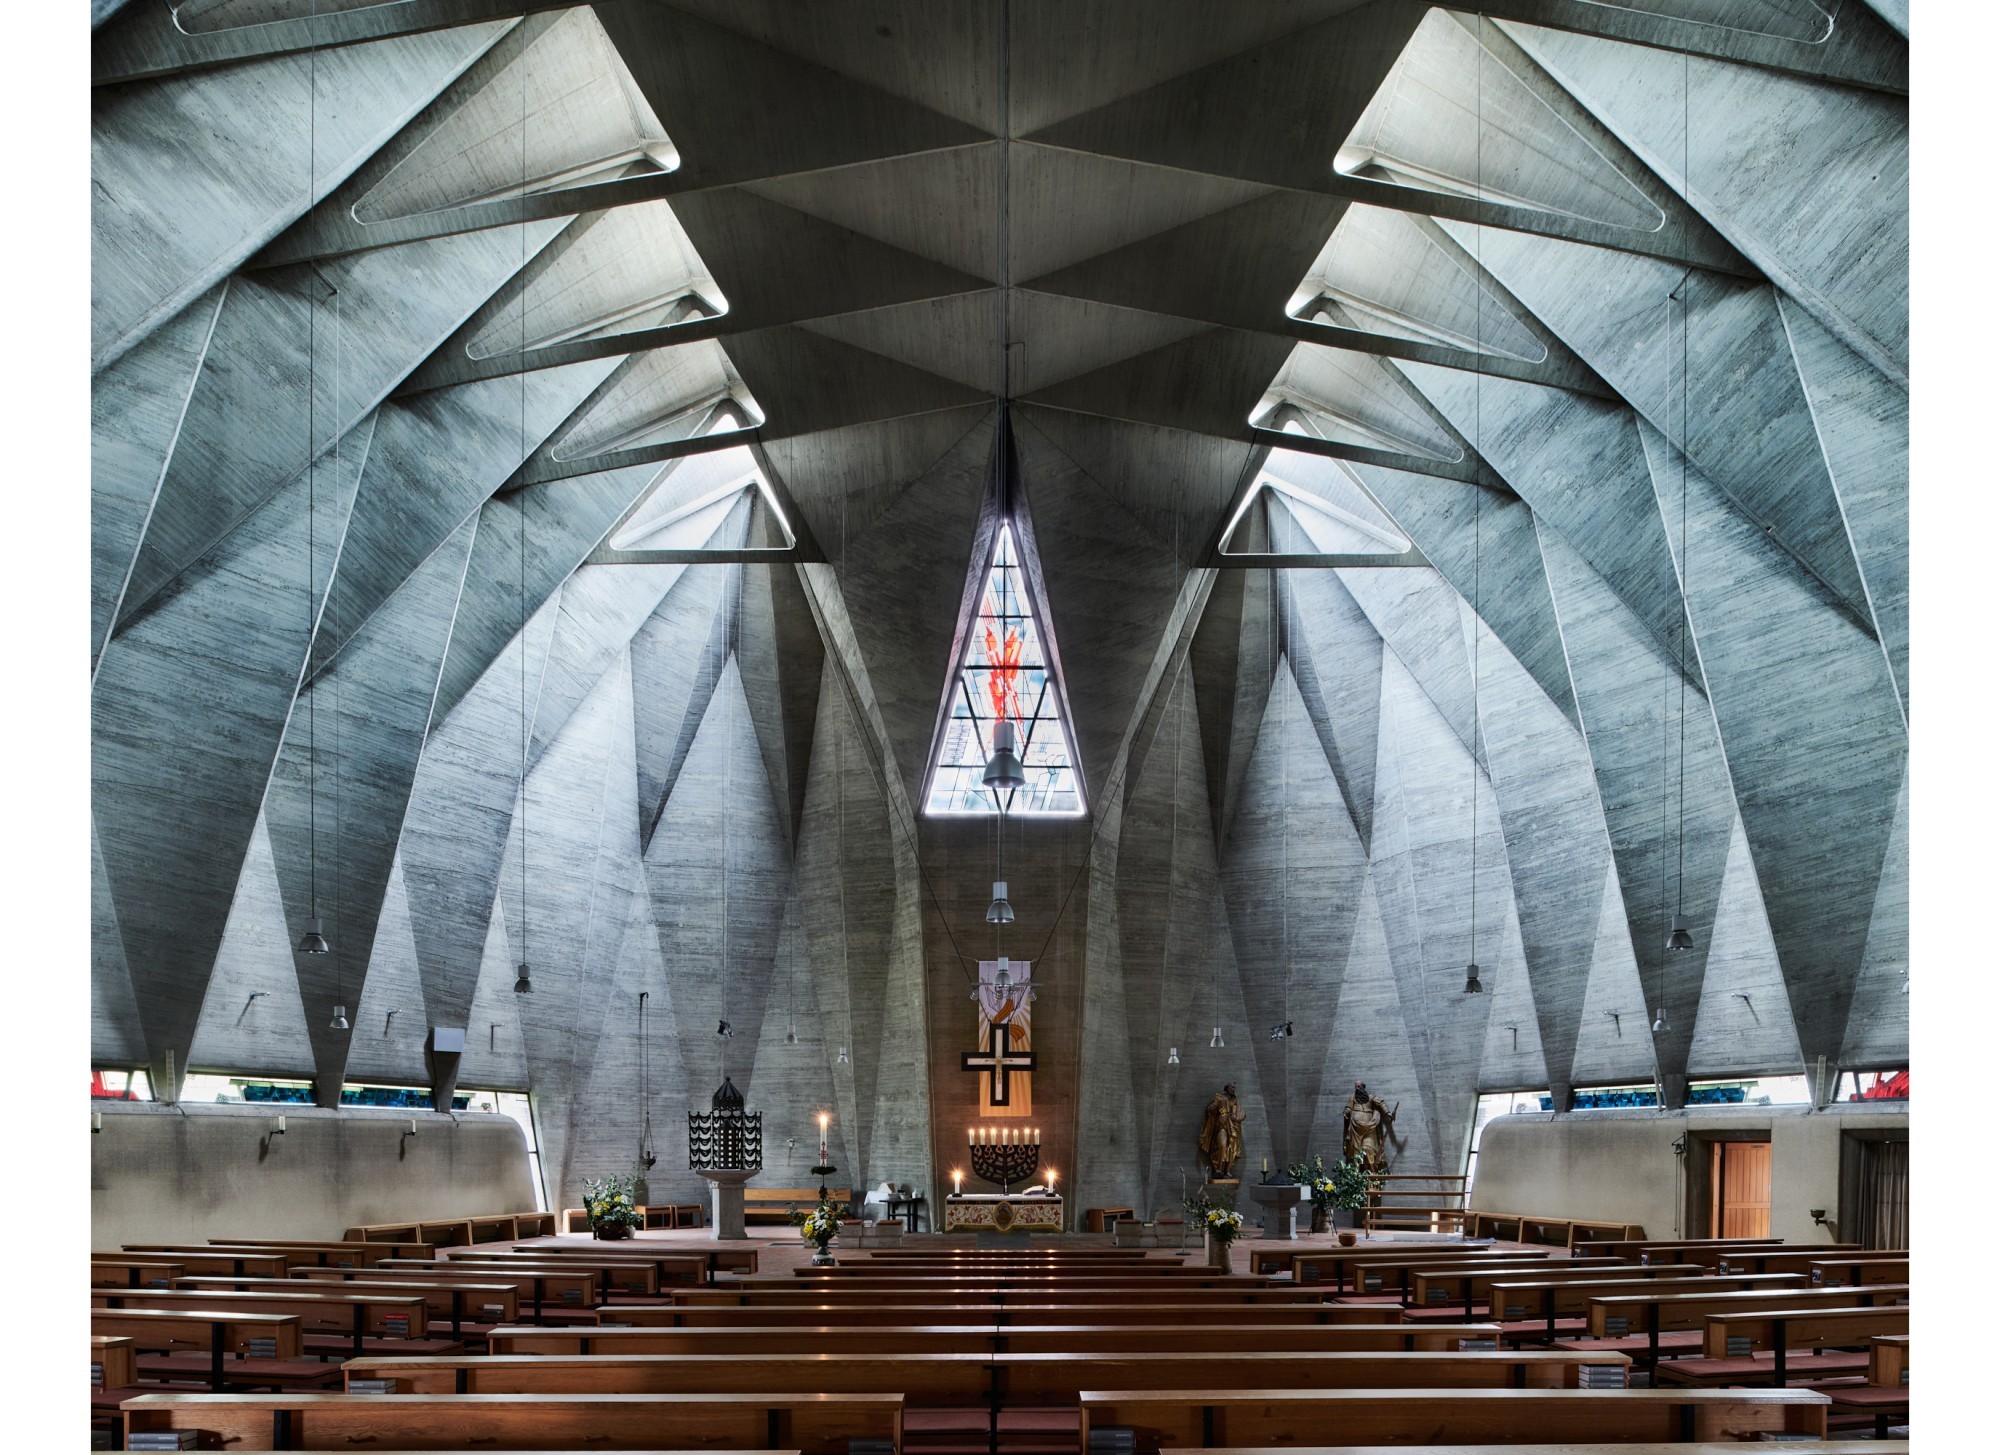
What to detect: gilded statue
<box><xmin>1197</xmin><ymin>1082</ymin><xmax>1246</xmax><ymax>1180</ymax></box>
<box><xmin>1343</xmin><ymin>1079</ymin><xmax>1399</xmax><ymax>1177</ymax></box>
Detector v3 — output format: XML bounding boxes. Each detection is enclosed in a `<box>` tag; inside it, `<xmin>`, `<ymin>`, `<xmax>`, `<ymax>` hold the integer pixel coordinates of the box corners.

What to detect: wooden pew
<box><xmin>787</xmin><ymin>1261</ymin><xmax>1218</xmax><ymax>1278</ymax></box>
<box><xmin>438</xmin><ymin>1250</ymin><xmax>668</xmax><ymax>1296</ymax></box>
<box><xmin>121</xmin><ymin>1246</ymin><xmax>290</xmax><ymax>1277</ymax></box>
<box><xmin>206</xmin><ymin>1237</ymin><xmax>435</xmax><ymax>1265</ymax></box>
<box><xmin>370</xmin><ymin>1259</ymin><xmax>603</xmax><ymax>1323</ymax></box>
<box><xmin>91</xmin><ymin>1308</ymin><xmax>307</xmax><ymax>1393</ymax></box>
<box><xmin>486</xmin><ymin>1321</ymin><xmax>1508</xmax><ymax>1356</ymax></box>
<box><xmin>340</xmin><ymin>1348</ymin><xmax>1631</xmax><ymax>1401</ymax></box>
<box><xmin>120</xmin><ymin>1390</ymin><xmax>904</xmax><ymax>1452</ymax></box>
<box><xmin>1314</xmin><ymin>1249</ymin><xmax>1555</xmax><ymax>1300</ymax></box>
<box><xmin>92</xmin><ymin>1334</ymin><xmax>138</xmax><ymax>1393</ymax></box>
<box><xmin>451</xmin><ymin>1245</ymin><xmax>709</xmax><ymax>1287</ymax></box>
<box><xmin>1290</xmin><ymin>1246</ymin><xmax>1535</xmax><ymax>1295</ymax></box>
<box><xmin>1566</xmin><ymin>1219</ymin><xmax>1649</xmax><ymax>1249</ymax></box>
<box><xmin>597</xmin><ymin>1302</ymin><xmax>1398</xmax><ymax>1329</ymax></box>
<box><xmin>345</xmin><ymin>1221</ymin><xmax>422</xmax><ymax>1242</ymax></box>
<box><xmin>668</xmin><ymin>1284</ymin><xmax>1324</xmax><ymax>1307</ymax></box>
<box><xmin>1657</xmin><ymin>1305</ymin><xmax>1911</xmax><ymax>1386</ymax></box>
<box><xmin>745</xmin><ymin>1185</ymin><xmax>856</xmax><ymax>1224</ymax></box>
<box><xmin>1197</xmin><ymin>1445</ymin><xmax>1896</xmax><ymax>1455</ymax></box>
<box><xmin>1489</xmin><ymin>1273</ymin><xmax>1809</xmax><ymax>1343</ymax></box>
<box><xmin>93</xmin><ymin>1255</ymin><xmax>187</xmax><ymax>1289</ymax></box>
<box><xmin>1591</xmin><ymin>1237</ymin><xmax>1786</xmax><ymax>1263</ymax></box>
<box><xmin>1808</xmin><ymin>1256</ymin><xmax>1911</xmax><ymax>1287</ymax></box>
<box><xmin>1077</xmin><ymin>1387</ymin><xmax>1830</xmax><ymax>1447</ymax></box>
<box><xmin>862</xmin><ymin>1246</ymin><xmax>1158</xmax><ymax>1259</ymax></box>
<box><xmin>1403</xmin><ymin>1259</ymin><xmax>1632</xmax><ymax>1316</ymax></box>
<box><xmin>1712</xmin><ymin>1246</ymin><xmax>1884</xmax><ymax>1275</ymax></box>
<box><xmin>176</xmin><ymin>1275</ymin><xmax>522</xmax><ymax>1339</ymax></box>
<box><xmin>1820</xmin><ymin>1334</ymin><xmax>1909</xmax><ymax>1438</ymax></box>
<box><xmin>1580</xmin><ymin>1283</ymin><xmax>1908</xmax><ymax>1374</ymax></box>
<box><xmin>92</xmin><ymin>1287</ymin><xmax>438</xmax><ymax>1358</ymax></box>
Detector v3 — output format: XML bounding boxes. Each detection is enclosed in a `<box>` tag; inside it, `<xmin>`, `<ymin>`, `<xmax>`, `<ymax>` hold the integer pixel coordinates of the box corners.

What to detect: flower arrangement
<box><xmin>1201</xmin><ymin>1205</ymin><xmax>1246</xmax><ymax>1245</ymax></box>
<box><xmin>791</xmin><ymin>1197</ymin><xmax>841</xmax><ymax>1252</ymax></box>
<box><xmin>1285</xmin><ymin>1153</ymin><xmax>1373</xmax><ymax>1212</ymax></box>
<box><xmin>582</xmin><ymin>1172</ymin><xmax>643</xmax><ymax>1232</ymax></box>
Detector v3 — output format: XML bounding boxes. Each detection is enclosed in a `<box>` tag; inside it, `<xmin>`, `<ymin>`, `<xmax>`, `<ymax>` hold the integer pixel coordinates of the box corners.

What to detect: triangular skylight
<box><xmin>923</xmin><ymin>525</ymin><xmax>1085</xmax><ymax>817</ymax></box>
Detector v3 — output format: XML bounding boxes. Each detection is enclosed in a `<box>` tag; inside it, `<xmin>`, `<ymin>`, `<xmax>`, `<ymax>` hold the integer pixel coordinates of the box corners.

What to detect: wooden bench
<box><xmin>595</xmin><ymin>1301</ymin><xmax>1398</xmax><ymax>1329</ymax></box>
<box><xmin>1287</xmin><ymin>1244</ymin><xmax>1508</xmax><ymax>1293</ymax></box>
<box><xmin>206</xmin><ymin>1238</ymin><xmax>436</xmax><ymax>1265</ymax></box>
<box><xmin>340</xmin><ymin>1348</ymin><xmax>1631</xmax><ymax>1402</ymax></box>
<box><xmin>1488</xmin><ymin>1273</ymin><xmax>1807</xmax><ymax>1343</ymax></box>
<box><xmin>1819</xmin><ymin>1333</ymin><xmax>1909</xmax><ymax>1438</ymax></box>
<box><xmin>1711</xmin><ymin>1246</ymin><xmax>1879</xmax><ymax>1275</ymax></box>
<box><xmin>92</xmin><ymin>1287</ymin><xmax>440</xmax><ymax>1358</ymax></box>
<box><xmin>1578</xmin><ymin>1283</ymin><xmax>1908</xmax><ymax>1375</ymax></box>
<box><xmin>1077</xmin><ymin>1386</ymin><xmax>1830</xmax><ymax>1447</ymax></box>
<box><xmin>1300</xmin><ymin>1248</ymin><xmax>1550</xmax><ymax>1298</ymax></box>
<box><xmin>1655</xmin><ymin>1305</ymin><xmax>1911</xmax><ymax>1387</ymax></box>
<box><xmin>487</xmin><ymin>1321</ymin><xmax>1510</xmax><ymax>1356</ymax></box>
<box><xmin>670</xmin><ymin>1284</ymin><xmax>1322</xmax><ymax>1308</ymax></box>
<box><xmin>1403</xmin><ymin>1258</ymin><xmax>1631</xmax><ymax>1317</ymax></box>
<box><xmin>483</xmin><ymin>1243</ymin><xmax>713</xmax><ymax>1285</ymax></box>
<box><xmin>93</xmin><ymin>1255</ymin><xmax>187</xmax><ymax>1288</ymax></box>
<box><xmin>440</xmin><ymin>1249</ymin><xmax>670</xmax><ymax>1295</ymax></box>
<box><xmin>746</xmin><ymin>1186</ymin><xmax>855</xmax><ymax>1223</ymax></box>
<box><xmin>121</xmin><ymin>1246</ymin><xmax>291</xmax><ymax>1277</ymax></box>
<box><xmin>91</xmin><ymin>1308</ymin><xmax>307</xmax><ymax>1393</ymax></box>
<box><xmin>1592</xmin><ymin>1237</ymin><xmax>1787</xmax><ymax>1263</ymax></box>
<box><xmin>1087</xmin><ymin>1206</ymin><xmax>1137</xmax><ymax>1233</ymax></box>
<box><xmin>120</xmin><ymin>1390</ymin><xmax>904</xmax><ymax>1452</ymax></box>
<box><xmin>1807</xmin><ymin>1256</ymin><xmax>1910</xmax><ymax>1286</ymax></box>
<box><xmin>371</xmin><ymin>1259</ymin><xmax>603</xmax><ymax>1322</ymax></box>
<box><xmin>178</xmin><ymin>1275</ymin><xmax>522</xmax><ymax>1339</ymax></box>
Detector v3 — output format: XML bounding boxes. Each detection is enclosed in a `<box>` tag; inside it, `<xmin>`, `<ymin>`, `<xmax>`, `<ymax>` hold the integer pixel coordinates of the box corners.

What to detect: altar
<box><xmin>942</xmin><ymin>1193</ymin><xmax>1066</xmax><ymax>1234</ymax></box>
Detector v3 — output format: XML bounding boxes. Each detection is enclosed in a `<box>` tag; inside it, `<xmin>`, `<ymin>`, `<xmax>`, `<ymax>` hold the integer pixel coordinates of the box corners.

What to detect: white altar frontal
<box><xmin>943</xmin><ymin>1193</ymin><xmax>1065</xmax><ymax>1234</ymax></box>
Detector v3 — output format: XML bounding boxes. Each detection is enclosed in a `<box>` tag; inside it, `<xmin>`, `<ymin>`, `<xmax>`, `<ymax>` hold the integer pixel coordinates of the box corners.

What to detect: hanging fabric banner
<box><xmin>963</xmin><ymin>959</ymin><xmax>1035</xmax><ymax>1116</ymax></box>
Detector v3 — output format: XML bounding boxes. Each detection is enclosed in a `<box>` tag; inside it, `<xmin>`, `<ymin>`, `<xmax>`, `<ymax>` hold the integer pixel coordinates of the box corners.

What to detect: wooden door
<box><xmin>1716</xmin><ymin>1140</ymin><xmax>1772</xmax><ymax>1239</ymax></box>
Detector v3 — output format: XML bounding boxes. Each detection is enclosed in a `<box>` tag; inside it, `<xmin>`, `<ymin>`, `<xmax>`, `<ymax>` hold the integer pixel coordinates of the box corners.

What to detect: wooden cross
<box><xmin>961</xmin><ymin>1019</ymin><xmax>1037</xmax><ymax>1107</ymax></box>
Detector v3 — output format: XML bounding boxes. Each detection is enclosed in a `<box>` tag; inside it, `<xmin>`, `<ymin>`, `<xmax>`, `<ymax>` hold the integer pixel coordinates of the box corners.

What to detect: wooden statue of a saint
<box><xmin>1342</xmin><ymin>1079</ymin><xmax>1399</xmax><ymax>1176</ymax></box>
<box><xmin>1197</xmin><ymin>1082</ymin><xmax>1245</xmax><ymax>1180</ymax></box>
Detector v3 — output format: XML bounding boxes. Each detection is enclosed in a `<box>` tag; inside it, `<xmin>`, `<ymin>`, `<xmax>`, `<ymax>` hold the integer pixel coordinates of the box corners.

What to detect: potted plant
<box><xmin>1327</xmin><ymin>1154</ymin><xmax>1373</xmax><ymax>1243</ymax></box>
<box><xmin>1285</xmin><ymin>1154</ymin><xmax>1340</xmax><ymax>1234</ymax></box>
<box><xmin>792</xmin><ymin>1195</ymin><xmax>841</xmax><ymax>1266</ymax></box>
<box><xmin>583</xmin><ymin>1173</ymin><xmax>643</xmax><ymax>1240</ymax></box>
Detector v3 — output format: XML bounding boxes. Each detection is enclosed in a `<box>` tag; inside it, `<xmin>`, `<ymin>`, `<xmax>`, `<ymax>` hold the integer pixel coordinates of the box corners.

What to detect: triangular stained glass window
<box><xmin>923</xmin><ymin>525</ymin><xmax>1085</xmax><ymax>817</ymax></box>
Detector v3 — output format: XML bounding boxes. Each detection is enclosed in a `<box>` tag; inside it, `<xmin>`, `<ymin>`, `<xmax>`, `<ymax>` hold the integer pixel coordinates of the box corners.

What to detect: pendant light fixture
<box><xmin>1167</xmin><ymin>1046</ymin><xmax>1180</xmax><ymax>1066</ymax></box>
<box><xmin>512</xmin><ymin>37</ymin><xmax>533</xmax><ymax>1000</ymax></box>
<box><xmin>297</xmin><ymin>13</ymin><xmax>331</xmax><ymax>963</ymax></box>
<box><xmin>1666</xmin><ymin>48</ymin><xmax>1697</xmax><ymax>961</ymax></box>
<box><xmin>1463</xmin><ymin>18</ymin><xmax>1484</xmax><ymax>999</ymax></box>
<box><xmin>328</xmin><ymin>1005</ymin><xmax>350</xmax><ymax>1032</ymax></box>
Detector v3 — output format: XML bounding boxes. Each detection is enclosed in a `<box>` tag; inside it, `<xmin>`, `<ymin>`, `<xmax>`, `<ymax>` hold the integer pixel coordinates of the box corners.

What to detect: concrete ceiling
<box><xmin>92</xmin><ymin>1</ymin><xmax>1905</xmax><ymax>1192</ymax></box>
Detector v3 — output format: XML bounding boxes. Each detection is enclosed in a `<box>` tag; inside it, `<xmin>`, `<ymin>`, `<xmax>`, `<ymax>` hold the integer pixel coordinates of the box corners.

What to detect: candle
<box><xmin>92</xmin><ymin>1111</ymin><xmax>102</xmax><ymax>1133</ymax></box>
<box><xmin>952</xmin><ymin>1169</ymin><xmax>963</xmax><ymax>1195</ymax></box>
<box><xmin>277</xmin><ymin>1115</ymin><xmax>286</xmax><ymax>1133</ymax></box>
<box><xmin>818</xmin><ymin>1111</ymin><xmax>829</xmax><ymax>1165</ymax></box>
<box><xmin>1262</xmin><ymin>1156</ymin><xmax>1268</xmax><ymax>1174</ymax></box>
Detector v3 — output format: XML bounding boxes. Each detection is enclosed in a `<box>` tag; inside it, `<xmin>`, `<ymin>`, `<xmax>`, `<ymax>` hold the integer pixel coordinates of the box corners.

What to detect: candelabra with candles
<box><xmin>967</xmin><ymin>1124</ymin><xmax>1042</xmax><ymax>1194</ymax></box>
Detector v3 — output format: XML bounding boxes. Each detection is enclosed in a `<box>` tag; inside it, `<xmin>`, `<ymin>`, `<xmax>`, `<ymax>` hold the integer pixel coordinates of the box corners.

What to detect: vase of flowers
<box><xmin>792</xmin><ymin>1197</ymin><xmax>840</xmax><ymax>1266</ymax></box>
<box><xmin>1201</xmin><ymin>1205</ymin><xmax>1245</xmax><ymax>1272</ymax></box>
<box><xmin>583</xmin><ymin>1173</ymin><xmax>643</xmax><ymax>1240</ymax></box>
<box><xmin>1285</xmin><ymin>1155</ymin><xmax>1339</xmax><ymax>1234</ymax></box>
<box><xmin>1328</xmin><ymin>1154</ymin><xmax>1373</xmax><ymax>1233</ymax></box>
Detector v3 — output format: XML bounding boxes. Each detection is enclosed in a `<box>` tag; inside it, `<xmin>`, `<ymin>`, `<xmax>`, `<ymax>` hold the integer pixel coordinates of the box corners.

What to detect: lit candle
<box><xmin>967</xmin><ymin>1127</ymin><xmax>974</xmax><ymax>1146</ymax></box>
<box><xmin>952</xmin><ymin>1169</ymin><xmax>963</xmax><ymax>1195</ymax></box>
<box><xmin>1262</xmin><ymin>1156</ymin><xmax>1268</xmax><ymax>1175</ymax></box>
<box><xmin>1047</xmin><ymin>1169</ymin><xmax>1057</xmax><ymax>1193</ymax></box>
<box><xmin>818</xmin><ymin>1111</ymin><xmax>830</xmax><ymax>1165</ymax></box>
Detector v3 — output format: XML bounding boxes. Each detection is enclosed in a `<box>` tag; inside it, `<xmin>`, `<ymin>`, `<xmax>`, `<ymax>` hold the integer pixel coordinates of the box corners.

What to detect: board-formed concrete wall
<box><xmin>90</xmin><ymin>1102</ymin><xmax>535</xmax><ymax>1249</ymax></box>
<box><xmin>1470</xmin><ymin>1105</ymin><xmax>1908</xmax><ymax>1244</ymax></box>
